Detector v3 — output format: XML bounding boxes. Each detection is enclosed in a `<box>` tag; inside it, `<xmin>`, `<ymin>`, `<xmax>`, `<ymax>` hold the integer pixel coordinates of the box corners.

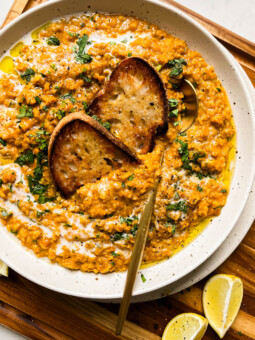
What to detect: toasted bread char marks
<box><xmin>89</xmin><ymin>57</ymin><xmax>168</xmax><ymax>154</ymax></box>
<box><xmin>49</xmin><ymin>112</ymin><xmax>139</xmax><ymax>196</ymax></box>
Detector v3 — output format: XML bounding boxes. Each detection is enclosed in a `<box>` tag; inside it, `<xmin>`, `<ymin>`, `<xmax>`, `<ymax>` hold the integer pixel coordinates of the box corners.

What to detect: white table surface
<box><xmin>0</xmin><ymin>0</ymin><xmax>254</xmax><ymax>338</ymax></box>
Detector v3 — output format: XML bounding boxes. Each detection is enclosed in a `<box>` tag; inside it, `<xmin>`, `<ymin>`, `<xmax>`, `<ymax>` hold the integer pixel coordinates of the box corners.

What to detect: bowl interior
<box><xmin>0</xmin><ymin>0</ymin><xmax>254</xmax><ymax>300</ymax></box>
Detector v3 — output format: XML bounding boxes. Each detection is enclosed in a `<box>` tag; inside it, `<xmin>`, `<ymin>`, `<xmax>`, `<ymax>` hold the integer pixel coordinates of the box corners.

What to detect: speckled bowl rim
<box><xmin>0</xmin><ymin>0</ymin><xmax>254</xmax><ymax>300</ymax></box>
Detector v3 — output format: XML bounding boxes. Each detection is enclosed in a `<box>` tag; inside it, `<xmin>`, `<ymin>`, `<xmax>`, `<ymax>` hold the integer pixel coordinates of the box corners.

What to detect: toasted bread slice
<box><xmin>89</xmin><ymin>57</ymin><xmax>168</xmax><ymax>154</ymax></box>
<box><xmin>48</xmin><ymin>112</ymin><xmax>139</xmax><ymax>197</ymax></box>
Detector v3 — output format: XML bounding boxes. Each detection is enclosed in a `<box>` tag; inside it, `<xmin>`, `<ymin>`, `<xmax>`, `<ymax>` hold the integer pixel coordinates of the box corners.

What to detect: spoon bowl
<box><xmin>180</xmin><ymin>79</ymin><xmax>198</xmax><ymax>132</ymax></box>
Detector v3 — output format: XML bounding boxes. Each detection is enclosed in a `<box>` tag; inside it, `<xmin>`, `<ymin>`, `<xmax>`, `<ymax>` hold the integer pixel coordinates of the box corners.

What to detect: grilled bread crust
<box><xmin>89</xmin><ymin>57</ymin><xmax>168</xmax><ymax>154</ymax></box>
<box><xmin>48</xmin><ymin>112</ymin><xmax>139</xmax><ymax>197</ymax></box>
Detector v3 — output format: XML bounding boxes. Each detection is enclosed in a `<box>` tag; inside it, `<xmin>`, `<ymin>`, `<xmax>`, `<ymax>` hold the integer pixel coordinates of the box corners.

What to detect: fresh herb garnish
<box><xmin>128</xmin><ymin>174</ymin><xmax>134</xmax><ymax>181</ymax></box>
<box><xmin>82</xmin><ymin>101</ymin><xmax>88</xmax><ymax>112</ymax></box>
<box><xmin>35</xmin><ymin>96</ymin><xmax>42</xmax><ymax>104</ymax></box>
<box><xmin>168</xmin><ymin>58</ymin><xmax>187</xmax><ymax>77</ymax></box>
<box><xmin>168</xmin><ymin>98</ymin><xmax>179</xmax><ymax>108</ymax></box>
<box><xmin>79</xmin><ymin>72</ymin><xmax>92</xmax><ymax>83</ymax></box>
<box><xmin>141</xmin><ymin>273</ymin><xmax>146</xmax><ymax>283</ymax></box>
<box><xmin>169</xmin><ymin>109</ymin><xmax>179</xmax><ymax>118</ymax></box>
<box><xmin>112</xmin><ymin>232</ymin><xmax>126</xmax><ymax>241</ymax></box>
<box><xmin>0</xmin><ymin>138</ymin><xmax>6</xmax><ymax>146</ymax></box>
<box><xmin>91</xmin><ymin>115</ymin><xmax>111</xmax><ymax>130</ymax></box>
<box><xmin>20</xmin><ymin>68</ymin><xmax>35</xmax><ymax>82</ymax></box>
<box><xmin>166</xmin><ymin>200</ymin><xmax>188</xmax><ymax>213</ymax></box>
<box><xmin>56</xmin><ymin>110</ymin><xmax>66</xmax><ymax>120</ymax></box>
<box><xmin>109</xmin><ymin>41</ymin><xmax>116</xmax><ymax>45</ymax></box>
<box><xmin>197</xmin><ymin>184</ymin><xmax>203</xmax><ymax>192</ymax></box>
<box><xmin>60</xmin><ymin>93</ymin><xmax>76</xmax><ymax>104</ymax></box>
<box><xmin>177</xmin><ymin>139</ymin><xmax>191</xmax><ymax>170</ymax></box>
<box><xmin>74</xmin><ymin>34</ymin><xmax>92</xmax><ymax>64</ymax></box>
<box><xmin>47</xmin><ymin>36</ymin><xmax>60</xmax><ymax>46</ymax></box>
<box><xmin>173</xmin><ymin>120</ymin><xmax>181</xmax><ymax>126</ymax></box>
<box><xmin>68</xmin><ymin>31</ymin><xmax>79</xmax><ymax>38</ymax></box>
<box><xmin>221</xmin><ymin>189</ymin><xmax>227</xmax><ymax>193</ymax></box>
<box><xmin>1</xmin><ymin>208</ymin><xmax>12</xmax><ymax>218</ymax></box>
<box><xmin>15</xmin><ymin>149</ymin><xmax>35</xmax><ymax>166</ymax></box>
<box><xmin>120</xmin><ymin>215</ymin><xmax>138</xmax><ymax>226</ymax></box>
<box><xmin>18</xmin><ymin>105</ymin><xmax>33</xmax><ymax>118</ymax></box>
<box><xmin>0</xmin><ymin>179</ymin><xmax>3</xmax><ymax>187</ymax></box>
<box><xmin>192</xmin><ymin>151</ymin><xmax>206</xmax><ymax>163</ymax></box>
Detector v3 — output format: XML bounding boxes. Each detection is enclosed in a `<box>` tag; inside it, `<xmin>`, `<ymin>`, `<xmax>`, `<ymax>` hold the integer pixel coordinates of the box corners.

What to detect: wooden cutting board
<box><xmin>0</xmin><ymin>1</ymin><xmax>255</xmax><ymax>339</ymax></box>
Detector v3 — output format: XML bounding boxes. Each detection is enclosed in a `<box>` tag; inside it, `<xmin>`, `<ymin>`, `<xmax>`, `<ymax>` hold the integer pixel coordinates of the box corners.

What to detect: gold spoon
<box><xmin>180</xmin><ymin>79</ymin><xmax>198</xmax><ymax>132</ymax></box>
<box><xmin>115</xmin><ymin>78</ymin><xmax>198</xmax><ymax>335</ymax></box>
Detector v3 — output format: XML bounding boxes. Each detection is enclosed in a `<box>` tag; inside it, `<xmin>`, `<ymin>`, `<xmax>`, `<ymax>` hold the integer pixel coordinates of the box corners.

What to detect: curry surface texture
<box><xmin>0</xmin><ymin>14</ymin><xmax>235</xmax><ymax>273</ymax></box>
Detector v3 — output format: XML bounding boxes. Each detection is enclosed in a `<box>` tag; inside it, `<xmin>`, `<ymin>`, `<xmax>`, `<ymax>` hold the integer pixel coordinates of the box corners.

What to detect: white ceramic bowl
<box><xmin>0</xmin><ymin>0</ymin><xmax>254</xmax><ymax>301</ymax></box>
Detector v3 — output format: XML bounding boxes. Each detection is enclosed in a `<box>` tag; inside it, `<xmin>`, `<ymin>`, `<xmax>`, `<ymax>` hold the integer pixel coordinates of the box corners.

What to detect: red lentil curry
<box><xmin>0</xmin><ymin>14</ymin><xmax>235</xmax><ymax>273</ymax></box>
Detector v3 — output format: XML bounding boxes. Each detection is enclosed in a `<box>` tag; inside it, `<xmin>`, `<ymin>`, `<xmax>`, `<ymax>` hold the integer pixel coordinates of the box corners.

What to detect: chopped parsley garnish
<box><xmin>10</xmin><ymin>229</ymin><xmax>18</xmax><ymax>234</ymax></box>
<box><xmin>216</xmin><ymin>87</ymin><xmax>221</xmax><ymax>92</ymax></box>
<box><xmin>192</xmin><ymin>151</ymin><xmax>206</xmax><ymax>163</ymax></box>
<box><xmin>0</xmin><ymin>138</ymin><xmax>6</xmax><ymax>146</ymax></box>
<box><xmin>74</xmin><ymin>34</ymin><xmax>92</xmax><ymax>64</ymax></box>
<box><xmin>36</xmin><ymin>210</ymin><xmax>49</xmax><ymax>218</ymax></box>
<box><xmin>221</xmin><ymin>189</ymin><xmax>227</xmax><ymax>193</ymax></box>
<box><xmin>130</xmin><ymin>224</ymin><xmax>138</xmax><ymax>236</ymax></box>
<box><xmin>168</xmin><ymin>98</ymin><xmax>179</xmax><ymax>108</ymax></box>
<box><xmin>197</xmin><ymin>184</ymin><xmax>203</xmax><ymax>192</ymax></box>
<box><xmin>35</xmin><ymin>96</ymin><xmax>42</xmax><ymax>104</ymax></box>
<box><xmin>64</xmin><ymin>223</ymin><xmax>72</xmax><ymax>228</ymax></box>
<box><xmin>112</xmin><ymin>232</ymin><xmax>126</xmax><ymax>241</ymax></box>
<box><xmin>18</xmin><ymin>105</ymin><xmax>33</xmax><ymax>118</ymax></box>
<box><xmin>169</xmin><ymin>109</ymin><xmax>179</xmax><ymax>118</ymax></box>
<box><xmin>173</xmin><ymin>120</ymin><xmax>181</xmax><ymax>126</ymax></box>
<box><xmin>128</xmin><ymin>52</ymin><xmax>132</xmax><ymax>57</ymax></box>
<box><xmin>120</xmin><ymin>215</ymin><xmax>138</xmax><ymax>225</ymax></box>
<box><xmin>15</xmin><ymin>149</ymin><xmax>35</xmax><ymax>166</ymax></box>
<box><xmin>112</xmin><ymin>252</ymin><xmax>118</xmax><ymax>257</ymax></box>
<box><xmin>79</xmin><ymin>72</ymin><xmax>92</xmax><ymax>83</ymax></box>
<box><xmin>121</xmin><ymin>182</ymin><xmax>125</xmax><ymax>188</ymax></box>
<box><xmin>166</xmin><ymin>200</ymin><xmax>188</xmax><ymax>214</ymax></box>
<box><xmin>0</xmin><ymin>179</ymin><xmax>3</xmax><ymax>187</ymax></box>
<box><xmin>82</xmin><ymin>101</ymin><xmax>89</xmax><ymax>112</ymax></box>
<box><xmin>56</xmin><ymin>110</ymin><xmax>66</xmax><ymax>120</ymax></box>
<box><xmin>68</xmin><ymin>31</ymin><xmax>79</xmax><ymax>38</ymax></box>
<box><xmin>168</xmin><ymin>58</ymin><xmax>187</xmax><ymax>77</ymax></box>
<box><xmin>47</xmin><ymin>36</ymin><xmax>60</xmax><ymax>46</ymax></box>
<box><xmin>141</xmin><ymin>273</ymin><xmax>146</xmax><ymax>283</ymax></box>
<box><xmin>128</xmin><ymin>174</ymin><xmax>134</xmax><ymax>181</ymax></box>
<box><xmin>176</xmin><ymin>139</ymin><xmax>209</xmax><ymax>179</ymax></box>
<box><xmin>168</xmin><ymin>98</ymin><xmax>179</xmax><ymax>118</ymax></box>
<box><xmin>109</xmin><ymin>41</ymin><xmax>116</xmax><ymax>45</ymax></box>
<box><xmin>20</xmin><ymin>68</ymin><xmax>35</xmax><ymax>82</ymax></box>
<box><xmin>60</xmin><ymin>93</ymin><xmax>76</xmax><ymax>104</ymax></box>
<box><xmin>155</xmin><ymin>65</ymin><xmax>162</xmax><ymax>72</ymax></box>
<box><xmin>91</xmin><ymin>115</ymin><xmax>111</xmax><ymax>130</ymax></box>
<box><xmin>177</xmin><ymin>139</ymin><xmax>191</xmax><ymax>170</ymax></box>
<box><xmin>1</xmin><ymin>208</ymin><xmax>12</xmax><ymax>218</ymax></box>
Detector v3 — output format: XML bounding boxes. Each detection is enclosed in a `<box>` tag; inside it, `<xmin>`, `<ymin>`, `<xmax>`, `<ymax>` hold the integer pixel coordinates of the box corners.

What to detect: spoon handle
<box><xmin>115</xmin><ymin>184</ymin><xmax>158</xmax><ymax>335</ymax></box>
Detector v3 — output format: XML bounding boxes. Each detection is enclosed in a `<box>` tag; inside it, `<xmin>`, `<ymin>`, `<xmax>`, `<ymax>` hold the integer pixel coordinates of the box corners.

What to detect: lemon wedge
<box><xmin>203</xmin><ymin>274</ymin><xmax>243</xmax><ymax>338</ymax></box>
<box><xmin>162</xmin><ymin>313</ymin><xmax>208</xmax><ymax>340</ymax></box>
<box><xmin>0</xmin><ymin>259</ymin><xmax>8</xmax><ymax>277</ymax></box>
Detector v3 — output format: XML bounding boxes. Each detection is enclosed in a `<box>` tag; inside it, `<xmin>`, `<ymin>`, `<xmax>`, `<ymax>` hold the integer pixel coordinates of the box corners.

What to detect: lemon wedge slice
<box><xmin>162</xmin><ymin>313</ymin><xmax>208</xmax><ymax>340</ymax></box>
<box><xmin>203</xmin><ymin>274</ymin><xmax>243</xmax><ymax>338</ymax></box>
<box><xmin>0</xmin><ymin>259</ymin><xmax>8</xmax><ymax>277</ymax></box>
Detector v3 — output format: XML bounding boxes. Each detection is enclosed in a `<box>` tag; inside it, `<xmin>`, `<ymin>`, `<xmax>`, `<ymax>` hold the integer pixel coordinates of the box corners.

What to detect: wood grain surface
<box><xmin>0</xmin><ymin>0</ymin><xmax>254</xmax><ymax>339</ymax></box>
